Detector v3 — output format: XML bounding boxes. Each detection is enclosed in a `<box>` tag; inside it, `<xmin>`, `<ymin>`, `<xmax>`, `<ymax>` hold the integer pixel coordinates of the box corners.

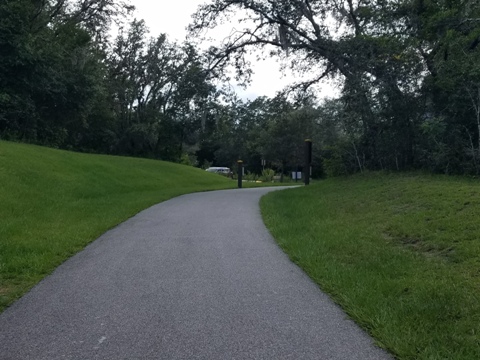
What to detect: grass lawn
<box><xmin>260</xmin><ymin>172</ymin><xmax>480</xmax><ymax>360</ymax></box>
<box><xmin>0</xmin><ymin>141</ymin><xmax>237</xmax><ymax>312</ymax></box>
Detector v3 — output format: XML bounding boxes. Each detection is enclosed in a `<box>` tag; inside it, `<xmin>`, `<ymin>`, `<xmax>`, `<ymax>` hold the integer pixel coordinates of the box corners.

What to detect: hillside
<box><xmin>0</xmin><ymin>141</ymin><xmax>234</xmax><ymax>311</ymax></box>
<box><xmin>260</xmin><ymin>173</ymin><xmax>480</xmax><ymax>359</ymax></box>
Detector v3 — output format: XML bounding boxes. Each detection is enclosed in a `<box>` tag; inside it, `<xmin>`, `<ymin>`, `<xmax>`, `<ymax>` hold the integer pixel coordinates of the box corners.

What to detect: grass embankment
<box><xmin>0</xmin><ymin>141</ymin><xmax>235</xmax><ymax>312</ymax></box>
<box><xmin>261</xmin><ymin>173</ymin><xmax>480</xmax><ymax>360</ymax></box>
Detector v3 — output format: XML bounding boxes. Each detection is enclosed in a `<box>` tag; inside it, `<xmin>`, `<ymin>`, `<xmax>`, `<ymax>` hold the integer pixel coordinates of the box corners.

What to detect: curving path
<box><xmin>0</xmin><ymin>187</ymin><xmax>392</xmax><ymax>360</ymax></box>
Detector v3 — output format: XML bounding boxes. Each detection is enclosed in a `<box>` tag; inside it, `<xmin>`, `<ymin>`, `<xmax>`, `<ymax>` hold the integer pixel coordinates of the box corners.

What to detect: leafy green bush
<box><xmin>260</xmin><ymin>168</ymin><xmax>275</xmax><ymax>182</ymax></box>
<box><xmin>244</xmin><ymin>171</ymin><xmax>258</xmax><ymax>181</ymax></box>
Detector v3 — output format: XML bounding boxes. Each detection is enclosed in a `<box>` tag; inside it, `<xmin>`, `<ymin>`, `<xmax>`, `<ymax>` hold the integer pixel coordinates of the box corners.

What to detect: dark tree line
<box><xmin>190</xmin><ymin>0</ymin><xmax>480</xmax><ymax>175</ymax></box>
<box><xmin>1</xmin><ymin>0</ymin><xmax>480</xmax><ymax>177</ymax></box>
<box><xmin>0</xmin><ymin>0</ymin><xmax>321</xmax><ymax>175</ymax></box>
<box><xmin>0</xmin><ymin>0</ymin><xmax>132</xmax><ymax>147</ymax></box>
<box><xmin>0</xmin><ymin>0</ymin><xmax>217</xmax><ymax>162</ymax></box>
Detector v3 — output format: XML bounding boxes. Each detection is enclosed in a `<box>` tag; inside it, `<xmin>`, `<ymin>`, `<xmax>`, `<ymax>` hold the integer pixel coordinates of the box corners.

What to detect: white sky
<box><xmin>128</xmin><ymin>0</ymin><xmax>337</xmax><ymax>101</ymax></box>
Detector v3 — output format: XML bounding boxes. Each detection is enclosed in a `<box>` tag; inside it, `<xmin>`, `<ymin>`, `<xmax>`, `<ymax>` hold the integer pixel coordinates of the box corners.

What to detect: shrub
<box><xmin>260</xmin><ymin>168</ymin><xmax>275</xmax><ymax>182</ymax></box>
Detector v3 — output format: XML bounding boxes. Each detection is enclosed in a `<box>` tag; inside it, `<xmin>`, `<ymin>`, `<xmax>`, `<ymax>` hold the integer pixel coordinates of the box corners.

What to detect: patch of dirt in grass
<box><xmin>0</xmin><ymin>285</ymin><xmax>12</xmax><ymax>296</ymax></box>
<box><xmin>383</xmin><ymin>232</ymin><xmax>455</xmax><ymax>261</ymax></box>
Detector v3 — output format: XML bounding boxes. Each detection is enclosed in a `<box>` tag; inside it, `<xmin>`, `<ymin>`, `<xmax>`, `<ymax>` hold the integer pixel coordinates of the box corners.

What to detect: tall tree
<box><xmin>189</xmin><ymin>0</ymin><xmax>480</xmax><ymax>174</ymax></box>
<box><xmin>0</xmin><ymin>0</ymin><xmax>133</xmax><ymax>145</ymax></box>
<box><xmin>107</xmin><ymin>20</ymin><xmax>216</xmax><ymax>160</ymax></box>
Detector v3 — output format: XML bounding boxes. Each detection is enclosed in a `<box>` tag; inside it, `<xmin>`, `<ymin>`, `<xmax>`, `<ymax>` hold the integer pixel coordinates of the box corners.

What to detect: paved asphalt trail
<box><xmin>0</xmin><ymin>187</ymin><xmax>392</xmax><ymax>360</ymax></box>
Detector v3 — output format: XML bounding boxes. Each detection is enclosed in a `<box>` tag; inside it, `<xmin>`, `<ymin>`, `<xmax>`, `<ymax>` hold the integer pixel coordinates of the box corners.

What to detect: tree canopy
<box><xmin>1</xmin><ymin>0</ymin><xmax>480</xmax><ymax>177</ymax></box>
<box><xmin>189</xmin><ymin>0</ymin><xmax>480</xmax><ymax>175</ymax></box>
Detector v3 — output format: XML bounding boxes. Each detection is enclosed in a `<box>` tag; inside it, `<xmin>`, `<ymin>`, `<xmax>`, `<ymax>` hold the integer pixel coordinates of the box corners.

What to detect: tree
<box><xmin>410</xmin><ymin>0</ymin><xmax>480</xmax><ymax>173</ymax></box>
<box><xmin>189</xmin><ymin>1</ymin><xmax>426</xmax><ymax>169</ymax></box>
<box><xmin>189</xmin><ymin>0</ymin><xmax>480</xmax><ymax>175</ymax></box>
<box><xmin>0</xmin><ymin>0</ymin><xmax>133</xmax><ymax>146</ymax></box>
<box><xmin>107</xmin><ymin>20</ymin><xmax>216</xmax><ymax>160</ymax></box>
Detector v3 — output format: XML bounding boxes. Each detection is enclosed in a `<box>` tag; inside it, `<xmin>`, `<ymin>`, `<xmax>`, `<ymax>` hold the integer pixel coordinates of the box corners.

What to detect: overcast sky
<box><xmin>128</xmin><ymin>0</ymin><xmax>336</xmax><ymax>101</ymax></box>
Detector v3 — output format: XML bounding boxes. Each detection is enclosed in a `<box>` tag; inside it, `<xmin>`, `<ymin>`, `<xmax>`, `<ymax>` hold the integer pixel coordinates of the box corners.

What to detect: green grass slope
<box><xmin>0</xmin><ymin>141</ymin><xmax>235</xmax><ymax>312</ymax></box>
<box><xmin>261</xmin><ymin>173</ymin><xmax>480</xmax><ymax>360</ymax></box>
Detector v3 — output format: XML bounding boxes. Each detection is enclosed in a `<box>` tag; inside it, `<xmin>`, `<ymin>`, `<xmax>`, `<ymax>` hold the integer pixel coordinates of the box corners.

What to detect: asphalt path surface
<box><xmin>0</xmin><ymin>187</ymin><xmax>392</xmax><ymax>360</ymax></box>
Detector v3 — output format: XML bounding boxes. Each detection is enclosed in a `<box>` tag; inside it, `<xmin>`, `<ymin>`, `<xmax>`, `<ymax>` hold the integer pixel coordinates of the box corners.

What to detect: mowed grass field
<box><xmin>0</xmin><ymin>141</ymin><xmax>236</xmax><ymax>312</ymax></box>
<box><xmin>260</xmin><ymin>173</ymin><xmax>480</xmax><ymax>359</ymax></box>
<box><xmin>3</xmin><ymin>140</ymin><xmax>479</xmax><ymax>359</ymax></box>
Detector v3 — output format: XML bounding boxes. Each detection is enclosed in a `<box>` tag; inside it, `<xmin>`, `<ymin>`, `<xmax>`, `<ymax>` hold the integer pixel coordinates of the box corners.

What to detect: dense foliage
<box><xmin>1</xmin><ymin>0</ymin><xmax>479</xmax><ymax>176</ymax></box>
<box><xmin>0</xmin><ymin>0</ymin><xmax>215</xmax><ymax>162</ymax></box>
<box><xmin>191</xmin><ymin>0</ymin><xmax>480</xmax><ymax>175</ymax></box>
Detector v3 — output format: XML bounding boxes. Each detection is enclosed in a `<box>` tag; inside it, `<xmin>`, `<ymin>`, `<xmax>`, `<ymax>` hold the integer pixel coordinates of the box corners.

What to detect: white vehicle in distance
<box><xmin>205</xmin><ymin>167</ymin><xmax>232</xmax><ymax>177</ymax></box>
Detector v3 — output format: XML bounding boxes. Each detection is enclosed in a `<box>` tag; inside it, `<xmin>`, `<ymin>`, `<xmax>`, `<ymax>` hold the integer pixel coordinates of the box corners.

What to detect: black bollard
<box><xmin>237</xmin><ymin>160</ymin><xmax>243</xmax><ymax>188</ymax></box>
<box><xmin>304</xmin><ymin>139</ymin><xmax>312</xmax><ymax>186</ymax></box>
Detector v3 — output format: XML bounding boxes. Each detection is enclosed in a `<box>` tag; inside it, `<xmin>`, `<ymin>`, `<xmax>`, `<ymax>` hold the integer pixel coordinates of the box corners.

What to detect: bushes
<box><xmin>260</xmin><ymin>168</ymin><xmax>275</xmax><ymax>182</ymax></box>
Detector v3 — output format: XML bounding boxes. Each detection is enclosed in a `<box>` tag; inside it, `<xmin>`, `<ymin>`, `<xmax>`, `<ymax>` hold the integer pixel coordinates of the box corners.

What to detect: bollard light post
<box><xmin>304</xmin><ymin>139</ymin><xmax>312</xmax><ymax>186</ymax></box>
<box><xmin>237</xmin><ymin>160</ymin><xmax>243</xmax><ymax>188</ymax></box>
